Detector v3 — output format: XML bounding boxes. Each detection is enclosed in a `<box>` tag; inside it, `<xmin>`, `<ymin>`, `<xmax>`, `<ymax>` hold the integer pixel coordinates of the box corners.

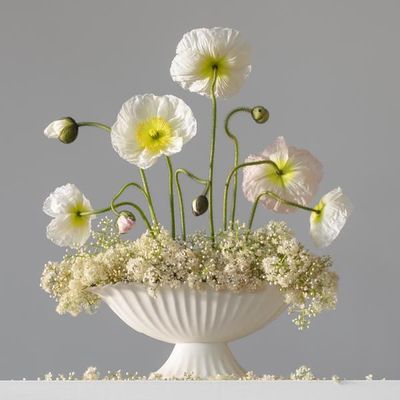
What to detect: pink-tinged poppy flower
<box><xmin>242</xmin><ymin>136</ymin><xmax>323</xmax><ymax>213</ymax></box>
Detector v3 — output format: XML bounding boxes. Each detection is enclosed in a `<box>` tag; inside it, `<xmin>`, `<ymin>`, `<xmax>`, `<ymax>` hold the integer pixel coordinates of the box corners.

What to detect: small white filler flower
<box><xmin>170</xmin><ymin>27</ymin><xmax>251</xmax><ymax>98</ymax></box>
<box><xmin>310</xmin><ymin>187</ymin><xmax>352</xmax><ymax>248</ymax></box>
<box><xmin>43</xmin><ymin>183</ymin><xmax>94</xmax><ymax>248</ymax></box>
<box><xmin>242</xmin><ymin>136</ymin><xmax>323</xmax><ymax>213</ymax></box>
<box><xmin>111</xmin><ymin>94</ymin><xmax>197</xmax><ymax>169</ymax></box>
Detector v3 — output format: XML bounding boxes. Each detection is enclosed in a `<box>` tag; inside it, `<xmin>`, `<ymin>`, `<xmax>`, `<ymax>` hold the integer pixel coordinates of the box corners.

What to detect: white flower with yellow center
<box><xmin>170</xmin><ymin>27</ymin><xmax>251</xmax><ymax>98</ymax></box>
<box><xmin>111</xmin><ymin>94</ymin><xmax>197</xmax><ymax>169</ymax></box>
<box><xmin>310</xmin><ymin>187</ymin><xmax>352</xmax><ymax>248</ymax></box>
<box><xmin>43</xmin><ymin>183</ymin><xmax>94</xmax><ymax>248</ymax></box>
<box><xmin>242</xmin><ymin>136</ymin><xmax>323</xmax><ymax>213</ymax></box>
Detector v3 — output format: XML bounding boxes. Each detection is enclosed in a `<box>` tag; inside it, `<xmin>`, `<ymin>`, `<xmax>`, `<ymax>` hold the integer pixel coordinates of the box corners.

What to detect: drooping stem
<box><xmin>165</xmin><ymin>156</ymin><xmax>176</xmax><ymax>239</ymax></box>
<box><xmin>76</xmin><ymin>121</ymin><xmax>159</xmax><ymax>225</ymax></box>
<box><xmin>110</xmin><ymin>181</ymin><xmax>157</xmax><ymax>225</ymax></box>
<box><xmin>77</xmin><ymin>122</ymin><xmax>111</xmax><ymax>133</ymax></box>
<box><xmin>139</xmin><ymin>169</ymin><xmax>158</xmax><ymax>224</ymax></box>
<box><xmin>223</xmin><ymin>159</ymin><xmax>281</xmax><ymax>230</ymax></box>
<box><xmin>247</xmin><ymin>191</ymin><xmax>321</xmax><ymax>230</ymax></box>
<box><xmin>81</xmin><ymin>201</ymin><xmax>153</xmax><ymax>233</ymax></box>
<box><xmin>224</xmin><ymin>107</ymin><xmax>252</xmax><ymax>229</ymax></box>
<box><xmin>208</xmin><ymin>67</ymin><xmax>218</xmax><ymax>243</ymax></box>
<box><xmin>175</xmin><ymin>168</ymin><xmax>209</xmax><ymax>240</ymax></box>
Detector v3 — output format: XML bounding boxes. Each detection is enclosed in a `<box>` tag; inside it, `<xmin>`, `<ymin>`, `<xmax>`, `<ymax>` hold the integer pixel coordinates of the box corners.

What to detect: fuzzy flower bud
<box><xmin>192</xmin><ymin>195</ymin><xmax>209</xmax><ymax>216</ymax></box>
<box><xmin>251</xmin><ymin>106</ymin><xmax>269</xmax><ymax>124</ymax></box>
<box><xmin>116</xmin><ymin>211</ymin><xmax>136</xmax><ymax>234</ymax></box>
<box><xmin>44</xmin><ymin>117</ymin><xmax>79</xmax><ymax>144</ymax></box>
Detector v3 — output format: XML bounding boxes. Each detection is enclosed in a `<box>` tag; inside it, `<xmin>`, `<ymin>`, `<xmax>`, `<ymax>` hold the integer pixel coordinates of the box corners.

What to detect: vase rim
<box><xmin>88</xmin><ymin>280</ymin><xmax>280</xmax><ymax>297</ymax></box>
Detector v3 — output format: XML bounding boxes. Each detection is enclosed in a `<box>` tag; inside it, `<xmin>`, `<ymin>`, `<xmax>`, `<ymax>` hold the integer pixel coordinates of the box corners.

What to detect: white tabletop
<box><xmin>1</xmin><ymin>380</ymin><xmax>399</xmax><ymax>400</ymax></box>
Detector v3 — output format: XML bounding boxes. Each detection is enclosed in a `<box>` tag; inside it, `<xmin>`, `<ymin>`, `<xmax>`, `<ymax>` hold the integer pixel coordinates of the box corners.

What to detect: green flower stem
<box><xmin>175</xmin><ymin>168</ymin><xmax>209</xmax><ymax>240</ymax></box>
<box><xmin>77</xmin><ymin>122</ymin><xmax>111</xmax><ymax>133</ymax></box>
<box><xmin>223</xmin><ymin>159</ymin><xmax>281</xmax><ymax>230</ymax></box>
<box><xmin>139</xmin><ymin>169</ymin><xmax>158</xmax><ymax>224</ymax></box>
<box><xmin>80</xmin><ymin>201</ymin><xmax>153</xmax><ymax>233</ymax></box>
<box><xmin>208</xmin><ymin>67</ymin><xmax>218</xmax><ymax>243</ymax></box>
<box><xmin>110</xmin><ymin>181</ymin><xmax>157</xmax><ymax>225</ymax></box>
<box><xmin>77</xmin><ymin>121</ymin><xmax>158</xmax><ymax>225</ymax></box>
<box><xmin>247</xmin><ymin>191</ymin><xmax>321</xmax><ymax>230</ymax></box>
<box><xmin>112</xmin><ymin>182</ymin><xmax>147</xmax><ymax>202</ymax></box>
<box><xmin>224</xmin><ymin>107</ymin><xmax>252</xmax><ymax>229</ymax></box>
<box><xmin>165</xmin><ymin>156</ymin><xmax>176</xmax><ymax>239</ymax></box>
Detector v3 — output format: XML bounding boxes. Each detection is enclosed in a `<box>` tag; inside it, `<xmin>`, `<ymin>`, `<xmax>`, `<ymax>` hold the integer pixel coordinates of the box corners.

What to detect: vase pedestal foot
<box><xmin>155</xmin><ymin>342</ymin><xmax>246</xmax><ymax>378</ymax></box>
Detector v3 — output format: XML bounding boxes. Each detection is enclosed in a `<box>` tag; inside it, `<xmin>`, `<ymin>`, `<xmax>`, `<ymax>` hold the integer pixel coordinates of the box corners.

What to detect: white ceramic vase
<box><xmin>91</xmin><ymin>282</ymin><xmax>286</xmax><ymax>378</ymax></box>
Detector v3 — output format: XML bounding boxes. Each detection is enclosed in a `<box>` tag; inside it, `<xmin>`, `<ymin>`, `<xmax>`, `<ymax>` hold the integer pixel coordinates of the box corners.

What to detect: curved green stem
<box><xmin>176</xmin><ymin>169</ymin><xmax>210</xmax><ymax>189</ymax></box>
<box><xmin>248</xmin><ymin>191</ymin><xmax>321</xmax><ymax>230</ymax></box>
<box><xmin>224</xmin><ymin>107</ymin><xmax>252</xmax><ymax>229</ymax></box>
<box><xmin>71</xmin><ymin>121</ymin><xmax>157</xmax><ymax>233</ymax></box>
<box><xmin>223</xmin><ymin>159</ymin><xmax>281</xmax><ymax>230</ymax></box>
<box><xmin>110</xmin><ymin>181</ymin><xmax>157</xmax><ymax>225</ymax></box>
<box><xmin>77</xmin><ymin>122</ymin><xmax>111</xmax><ymax>133</ymax></box>
<box><xmin>175</xmin><ymin>169</ymin><xmax>209</xmax><ymax>240</ymax></box>
<box><xmin>165</xmin><ymin>156</ymin><xmax>176</xmax><ymax>239</ymax></box>
<box><xmin>75</xmin><ymin>122</ymin><xmax>158</xmax><ymax>225</ymax></box>
<box><xmin>81</xmin><ymin>201</ymin><xmax>153</xmax><ymax>233</ymax></box>
<box><xmin>208</xmin><ymin>67</ymin><xmax>218</xmax><ymax>243</ymax></box>
<box><xmin>139</xmin><ymin>169</ymin><xmax>158</xmax><ymax>224</ymax></box>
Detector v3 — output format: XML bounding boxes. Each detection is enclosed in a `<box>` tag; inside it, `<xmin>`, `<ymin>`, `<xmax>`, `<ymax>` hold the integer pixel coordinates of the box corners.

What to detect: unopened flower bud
<box><xmin>192</xmin><ymin>195</ymin><xmax>209</xmax><ymax>216</ymax></box>
<box><xmin>116</xmin><ymin>211</ymin><xmax>136</xmax><ymax>234</ymax></box>
<box><xmin>251</xmin><ymin>106</ymin><xmax>269</xmax><ymax>124</ymax></box>
<box><xmin>44</xmin><ymin>117</ymin><xmax>79</xmax><ymax>144</ymax></box>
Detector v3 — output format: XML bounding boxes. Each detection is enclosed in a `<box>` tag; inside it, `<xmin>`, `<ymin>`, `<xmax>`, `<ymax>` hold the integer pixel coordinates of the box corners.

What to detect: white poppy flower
<box><xmin>44</xmin><ymin>117</ymin><xmax>78</xmax><ymax>143</ymax></box>
<box><xmin>170</xmin><ymin>27</ymin><xmax>251</xmax><ymax>98</ymax></box>
<box><xmin>242</xmin><ymin>136</ymin><xmax>323</xmax><ymax>213</ymax></box>
<box><xmin>111</xmin><ymin>94</ymin><xmax>197</xmax><ymax>169</ymax></box>
<box><xmin>43</xmin><ymin>184</ymin><xmax>94</xmax><ymax>248</ymax></box>
<box><xmin>310</xmin><ymin>187</ymin><xmax>352</xmax><ymax>248</ymax></box>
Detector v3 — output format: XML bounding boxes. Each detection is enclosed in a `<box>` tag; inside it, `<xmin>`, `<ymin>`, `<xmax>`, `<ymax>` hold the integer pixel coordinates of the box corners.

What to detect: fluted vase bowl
<box><xmin>90</xmin><ymin>282</ymin><xmax>286</xmax><ymax>378</ymax></box>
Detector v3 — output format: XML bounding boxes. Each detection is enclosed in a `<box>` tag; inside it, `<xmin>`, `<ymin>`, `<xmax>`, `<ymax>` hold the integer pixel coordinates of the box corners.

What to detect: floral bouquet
<box><xmin>40</xmin><ymin>27</ymin><xmax>352</xmax><ymax>377</ymax></box>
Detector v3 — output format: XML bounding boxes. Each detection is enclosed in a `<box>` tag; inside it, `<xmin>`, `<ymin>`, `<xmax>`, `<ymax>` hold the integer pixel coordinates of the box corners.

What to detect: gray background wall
<box><xmin>0</xmin><ymin>0</ymin><xmax>399</xmax><ymax>379</ymax></box>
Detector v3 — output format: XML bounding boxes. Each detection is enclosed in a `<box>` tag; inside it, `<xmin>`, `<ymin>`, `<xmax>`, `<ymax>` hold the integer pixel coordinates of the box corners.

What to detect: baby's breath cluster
<box><xmin>262</xmin><ymin>229</ymin><xmax>337</xmax><ymax>329</ymax></box>
<box><xmin>41</xmin><ymin>218</ymin><xmax>337</xmax><ymax>327</ymax></box>
<box><xmin>37</xmin><ymin>365</ymin><xmax>355</xmax><ymax>381</ymax></box>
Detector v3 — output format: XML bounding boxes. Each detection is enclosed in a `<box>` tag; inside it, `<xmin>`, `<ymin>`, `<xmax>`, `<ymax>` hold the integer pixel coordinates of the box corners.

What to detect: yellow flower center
<box><xmin>311</xmin><ymin>201</ymin><xmax>325</xmax><ymax>224</ymax></box>
<box><xmin>198</xmin><ymin>55</ymin><xmax>230</xmax><ymax>79</ymax></box>
<box><xmin>68</xmin><ymin>203</ymin><xmax>91</xmax><ymax>227</ymax></box>
<box><xmin>265</xmin><ymin>160</ymin><xmax>296</xmax><ymax>188</ymax></box>
<box><xmin>136</xmin><ymin>117</ymin><xmax>173</xmax><ymax>154</ymax></box>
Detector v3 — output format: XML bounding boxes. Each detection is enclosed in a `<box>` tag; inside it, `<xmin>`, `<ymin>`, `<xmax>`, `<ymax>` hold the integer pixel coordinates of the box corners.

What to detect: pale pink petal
<box><xmin>117</xmin><ymin>214</ymin><xmax>136</xmax><ymax>234</ymax></box>
<box><xmin>242</xmin><ymin>137</ymin><xmax>323</xmax><ymax>213</ymax></box>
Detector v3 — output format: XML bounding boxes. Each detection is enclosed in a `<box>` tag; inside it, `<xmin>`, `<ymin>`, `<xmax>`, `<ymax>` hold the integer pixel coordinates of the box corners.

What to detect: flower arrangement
<box><xmin>41</xmin><ymin>27</ymin><xmax>352</xmax><ymax>330</ymax></box>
